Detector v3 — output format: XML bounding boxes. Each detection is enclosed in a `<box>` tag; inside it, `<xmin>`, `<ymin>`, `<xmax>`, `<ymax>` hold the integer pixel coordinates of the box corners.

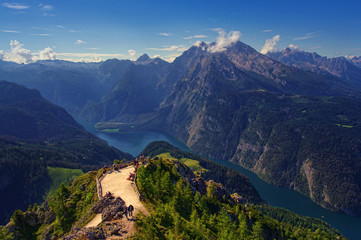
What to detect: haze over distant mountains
<box><xmin>0</xmin><ymin>81</ymin><xmax>132</xmax><ymax>224</ymax></box>
<box><xmin>267</xmin><ymin>48</ymin><xmax>361</xmax><ymax>89</ymax></box>
<box><xmin>1</xmin><ymin>41</ymin><xmax>361</xmax><ymax>217</ymax></box>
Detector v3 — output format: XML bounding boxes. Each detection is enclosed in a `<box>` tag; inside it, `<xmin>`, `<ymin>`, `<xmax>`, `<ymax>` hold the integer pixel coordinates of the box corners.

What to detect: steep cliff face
<box><xmin>137</xmin><ymin>43</ymin><xmax>361</xmax><ymax>216</ymax></box>
<box><xmin>156</xmin><ymin>88</ymin><xmax>361</xmax><ymax>215</ymax></box>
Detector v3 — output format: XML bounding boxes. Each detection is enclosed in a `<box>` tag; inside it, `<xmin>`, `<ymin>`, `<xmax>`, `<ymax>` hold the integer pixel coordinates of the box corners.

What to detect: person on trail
<box><xmin>128</xmin><ymin>204</ymin><xmax>134</xmax><ymax>217</ymax></box>
<box><xmin>123</xmin><ymin>204</ymin><xmax>128</xmax><ymax>218</ymax></box>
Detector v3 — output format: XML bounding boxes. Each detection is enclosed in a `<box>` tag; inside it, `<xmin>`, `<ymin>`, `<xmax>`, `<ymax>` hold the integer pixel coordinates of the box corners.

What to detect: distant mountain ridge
<box><xmin>348</xmin><ymin>56</ymin><xmax>361</xmax><ymax>68</ymax></box>
<box><xmin>0</xmin><ymin>80</ymin><xmax>132</xmax><ymax>224</ymax></box>
<box><xmin>267</xmin><ymin>48</ymin><xmax>361</xmax><ymax>88</ymax></box>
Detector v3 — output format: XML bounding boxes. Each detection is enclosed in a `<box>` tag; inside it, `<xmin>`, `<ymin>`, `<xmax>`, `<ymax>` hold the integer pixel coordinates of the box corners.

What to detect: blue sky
<box><xmin>0</xmin><ymin>0</ymin><xmax>360</xmax><ymax>63</ymax></box>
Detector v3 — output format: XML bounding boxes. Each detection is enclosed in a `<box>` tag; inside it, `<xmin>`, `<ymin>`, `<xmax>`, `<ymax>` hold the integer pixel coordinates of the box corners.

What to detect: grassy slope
<box><xmin>155</xmin><ymin>152</ymin><xmax>208</xmax><ymax>175</ymax></box>
<box><xmin>46</xmin><ymin>167</ymin><xmax>84</xmax><ymax>199</ymax></box>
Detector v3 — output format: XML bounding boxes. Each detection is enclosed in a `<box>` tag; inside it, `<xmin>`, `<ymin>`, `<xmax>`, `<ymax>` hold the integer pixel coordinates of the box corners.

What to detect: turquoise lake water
<box><xmin>79</xmin><ymin>121</ymin><xmax>361</xmax><ymax>239</ymax></box>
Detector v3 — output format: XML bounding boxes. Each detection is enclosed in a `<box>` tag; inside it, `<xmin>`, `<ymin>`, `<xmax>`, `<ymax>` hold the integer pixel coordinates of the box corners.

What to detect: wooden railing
<box><xmin>96</xmin><ymin>176</ymin><xmax>102</xmax><ymax>200</ymax></box>
<box><xmin>132</xmin><ymin>172</ymin><xmax>144</xmax><ymax>201</ymax></box>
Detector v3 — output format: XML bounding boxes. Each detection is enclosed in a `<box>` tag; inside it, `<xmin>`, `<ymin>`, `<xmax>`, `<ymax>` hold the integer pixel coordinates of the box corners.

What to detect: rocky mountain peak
<box><xmin>136</xmin><ymin>54</ymin><xmax>151</xmax><ymax>63</ymax></box>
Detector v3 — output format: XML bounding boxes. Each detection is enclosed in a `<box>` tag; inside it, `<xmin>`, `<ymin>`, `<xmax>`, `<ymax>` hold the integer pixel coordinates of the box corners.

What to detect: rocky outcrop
<box><xmin>173</xmin><ymin>160</ymin><xmax>207</xmax><ymax>195</ymax></box>
<box><xmin>64</xmin><ymin>197</ymin><xmax>127</xmax><ymax>239</ymax></box>
<box><xmin>62</xmin><ymin>227</ymin><xmax>106</xmax><ymax>240</ymax></box>
<box><xmin>63</xmin><ymin>220</ymin><xmax>129</xmax><ymax>240</ymax></box>
<box><xmin>206</xmin><ymin>180</ymin><xmax>234</xmax><ymax>204</ymax></box>
<box><xmin>101</xmin><ymin>197</ymin><xmax>125</xmax><ymax>221</ymax></box>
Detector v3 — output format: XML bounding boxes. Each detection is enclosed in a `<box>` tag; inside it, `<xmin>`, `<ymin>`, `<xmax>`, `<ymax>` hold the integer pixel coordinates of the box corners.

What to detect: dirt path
<box><xmin>85</xmin><ymin>165</ymin><xmax>148</xmax><ymax>238</ymax></box>
<box><xmin>101</xmin><ymin>166</ymin><xmax>148</xmax><ymax>216</ymax></box>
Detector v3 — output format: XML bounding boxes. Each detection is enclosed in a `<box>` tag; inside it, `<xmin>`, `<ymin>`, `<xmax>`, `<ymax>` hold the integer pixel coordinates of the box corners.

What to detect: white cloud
<box><xmin>0</xmin><ymin>50</ymin><xmax>5</xmax><ymax>60</ymax></box>
<box><xmin>262</xmin><ymin>29</ymin><xmax>272</xmax><ymax>33</ymax></box>
<box><xmin>147</xmin><ymin>45</ymin><xmax>187</xmax><ymax>52</ymax></box>
<box><xmin>193</xmin><ymin>41</ymin><xmax>210</xmax><ymax>51</ymax></box>
<box><xmin>84</xmin><ymin>47</ymin><xmax>100</xmax><ymax>50</ymax></box>
<box><xmin>260</xmin><ymin>35</ymin><xmax>280</xmax><ymax>54</ymax></box>
<box><xmin>193</xmin><ymin>41</ymin><xmax>203</xmax><ymax>47</ymax></box>
<box><xmin>128</xmin><ymin>49</ymin><xmax>136</xmax><ymax>60</ymax></box>
<box><xmin>31</xmin><ymin>33</ymin><xmax>51</xmax><ymax>36</ymax></box>
<box><xmin>287</xmin><ymin>44</ymin><xmax>298</xmax><ymax>50</ymax></box>
<box><xmin>35</xmin><ymin>47</ymin><xmax>57</xmax><ymax>61</ymax></box>
<box><xmin>70</xmin><ymin>30</ymin><xmax>81</xmax><ymax>33</ymax></box>
<box><xmin>158</xmin><ymin>33</ymin><xmax>171</xmax><ymax>37</ymax></box>
<box><xmin>0</xmin><ymin>40</ymin><xmax>135</xmax><ymax>63</ymax></box>
<box><xmin>152</xmin><ymin>54</ymin><xmax>161</xmax><ymax>59</ymax></box>
<box><xmin>75</xmin><ymin>40</ymin><xmax>87</xmax><ymax>45</ymax></box>
<box><xmin>294</xmin><ymin>32</ymin><xmax>314</xmax><ymax>41</ymax></box>
<box><xmin>57</xmin><ymin>52</ymin><xmax>126</xmax><ymax>62</ymax></box>
<box><xmin>0</xmin><ymin>40</ymin><xmax>57</xmax><ymax>63</ymax></box>
<box><xmin>2</xmin><ymin>3</ymin><xmax>29</xmax><ymax>10</ymax></box>
<box><xmin>183</xmin><ymin>35</ymin><xmax>208</xmax><ymax>40</ymax></box>
<box><xmin>38</xmin><ymin>4</ymin><xmax>54</xmax><ymax>11</ymax></box>
<box><xmin>2</xmin><ymin>30</ymin><xmax>20</xmax><ymax>33</ymax></box>
<box><xmin>56</xmin><ymin>25</ymin><xmax>65</xmax><ymax>29</ymax></box>
<box><xmin>207</xmin><ymin>29</ymin><xmax>241</xmax><ymax>53</ymax></box>
<box><xmin>7</xmin><ymin>40</ymin><xmax>33</xmax><ymax>63</ymax></box>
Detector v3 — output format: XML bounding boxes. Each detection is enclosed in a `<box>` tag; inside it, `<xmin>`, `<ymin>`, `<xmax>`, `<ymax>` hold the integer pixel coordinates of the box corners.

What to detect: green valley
<box><xmin>46</xmin><ymin>167</ymin><xmax>84</xmax><ymax>199</ymax></box>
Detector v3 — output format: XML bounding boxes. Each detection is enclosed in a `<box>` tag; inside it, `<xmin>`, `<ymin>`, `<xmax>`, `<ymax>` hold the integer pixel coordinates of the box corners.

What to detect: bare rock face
<box><xmin>173</xmin><ymin>160</ymin><xmax>207</xmax><ymax>195</ymax></box>
<box><xmin>207</xmin><ymin>180</ymin><xmax>234</xmax><ymax>204</ymax></box>
<box><xmin>231</xmin><ymin>193</ymin><xmax>245</xmax><ymax>204</ymax></box>
<box><xmin>64</xmin><ymin>198</ymin><xmax>126</xmax><ymax>239</ymax></box>
<box><xmin>101</xmin><ymin>197</ymin><xmax>125</xmax><ymax>221</ymax></box>
<box><xmin>92</xmin><ymin>196</ymin><xmax>125</xmax><ymax>214</ymax></box>
<box><xmin>61</xmin><ymin>227</ymin><xmax>106</xmax><ymax>240</ymax></box>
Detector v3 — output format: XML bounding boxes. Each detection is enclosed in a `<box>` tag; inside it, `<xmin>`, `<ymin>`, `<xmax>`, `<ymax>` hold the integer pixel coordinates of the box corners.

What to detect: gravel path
<box><xmin>101</xmin><ymin>166</ymin><xmax>148</xmax><ymax>215</ymax></box>
<box><xmin>85</xmin><ymin>165</ymin><xmax>148</xmax><ymax>235</ymax></box>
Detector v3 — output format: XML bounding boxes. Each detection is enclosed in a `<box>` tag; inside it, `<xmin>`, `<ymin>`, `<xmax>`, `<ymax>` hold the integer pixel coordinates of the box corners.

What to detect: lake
<box><xmin>80</xmin><ymin>121</ymin><xmax>361</xmax><ymax>239</ymax></box>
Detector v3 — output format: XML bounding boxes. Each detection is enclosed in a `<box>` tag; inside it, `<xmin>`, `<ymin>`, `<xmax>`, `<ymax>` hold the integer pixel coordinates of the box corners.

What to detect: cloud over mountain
<box><xmin>260</xmin><ymin>35</ymin><xmax>280</xmax><ymax>54</ymax></box>
<box><xmin>207</xmin><ymin>29</ymin><xmax>241</xmax><ymax>53</ymax></box>
<box><xmin>0</xmin><ymin>40</ymin><xmax>57</xmax><ymax>63</ymax></box>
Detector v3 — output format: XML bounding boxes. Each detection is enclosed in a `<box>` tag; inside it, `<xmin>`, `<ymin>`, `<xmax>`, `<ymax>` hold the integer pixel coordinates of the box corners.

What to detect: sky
<box><xmin>0</xmin><ymin>0</ymin><xmax>360</xmax><ymax>63</ymax></box>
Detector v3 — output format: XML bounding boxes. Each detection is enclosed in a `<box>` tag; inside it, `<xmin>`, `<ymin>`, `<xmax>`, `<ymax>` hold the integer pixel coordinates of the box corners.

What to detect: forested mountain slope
<box><xmin>0</xmin><ymin>81</ymin><xmax>132</xmax><ymax>224</ymax></box>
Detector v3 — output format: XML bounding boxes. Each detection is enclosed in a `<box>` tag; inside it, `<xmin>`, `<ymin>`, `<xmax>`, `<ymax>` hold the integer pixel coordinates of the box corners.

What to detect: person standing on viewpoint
<box><xmin>128</xmin><ymin>205</ymin><xmax>134</xmax><ymax>217</ymax></box>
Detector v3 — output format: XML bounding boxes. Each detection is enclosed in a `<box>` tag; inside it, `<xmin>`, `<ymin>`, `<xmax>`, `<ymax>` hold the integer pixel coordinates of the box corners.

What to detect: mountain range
<box><xmin>267</xmin><ymin>48</ymin><xmax>361</xmax><ymax>89</ymax></box>
<box><xmin>0</xmin><ymin>80</ymin><xmax>132</xmax><ymax>224</ymax></box>
<box><xmin>1</xmin><ymin>41</ymin><xmax>361</xmax><ymax>217</ymax></box>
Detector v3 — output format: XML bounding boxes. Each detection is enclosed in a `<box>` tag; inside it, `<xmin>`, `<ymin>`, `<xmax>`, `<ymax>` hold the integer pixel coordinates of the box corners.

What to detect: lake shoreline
<box><xmin>78</xmin><ymin>120</ymin><xmax>361</xmax><ymax>239</ymax></box>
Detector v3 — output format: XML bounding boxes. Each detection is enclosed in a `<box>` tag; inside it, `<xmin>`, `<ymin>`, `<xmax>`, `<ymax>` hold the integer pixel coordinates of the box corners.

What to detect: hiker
<box><xmin>122</xmin><ymin>204</ymin><xmax>128</xmax><ymax>218</ymax></box>
<box><xmin>135</xmin><ymin>161</ymin><xmax>139</xmax><ymax>171</ymax></box>
<box><xmin>128</xmin><ymin>205</ymin><xmax>134</xmax><ymax>217</ymax></box>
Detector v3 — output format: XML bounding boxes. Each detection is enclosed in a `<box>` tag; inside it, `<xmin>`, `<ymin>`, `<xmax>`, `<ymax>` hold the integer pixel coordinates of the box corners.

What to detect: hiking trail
<box><xmin>85</xmin><ymin>165</ymin><xmax>148</xmax><ymax>238</ymax></box>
